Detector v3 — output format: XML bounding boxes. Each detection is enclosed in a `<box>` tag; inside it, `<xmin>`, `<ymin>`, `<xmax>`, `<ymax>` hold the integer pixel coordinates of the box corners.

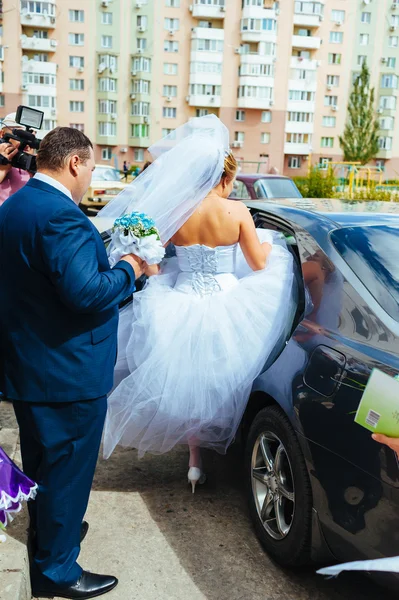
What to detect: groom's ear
<box><xmin>69</xmin><ymin>154</ymin><xmax>80</xmax><ymax>177</ymax></box>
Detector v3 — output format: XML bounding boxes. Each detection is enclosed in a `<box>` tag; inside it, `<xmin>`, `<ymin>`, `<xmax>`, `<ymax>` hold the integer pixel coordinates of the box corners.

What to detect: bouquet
<box><xmin>0</xmin><ymin>446</ymin><xmax>37</xmax><ymax>535</ymax></box>
<box><xmin>108</xmin><ymin>212</ymin><xmax>165</xmax><ymax>268</ymax></box>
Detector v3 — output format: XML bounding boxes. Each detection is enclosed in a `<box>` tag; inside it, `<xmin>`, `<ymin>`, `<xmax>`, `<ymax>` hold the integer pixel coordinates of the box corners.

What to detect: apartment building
<box><xmin>1</xmin><ymin>0</ymin><xmax>399</xmax><ymax>175</ymax></box>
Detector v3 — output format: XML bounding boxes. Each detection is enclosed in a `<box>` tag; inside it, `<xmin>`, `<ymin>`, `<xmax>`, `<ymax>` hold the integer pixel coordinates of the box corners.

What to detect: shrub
<box><xmin>294</xmin><ymin>167</ymin><xmax>337</xmax><ymax>198</ymax></box>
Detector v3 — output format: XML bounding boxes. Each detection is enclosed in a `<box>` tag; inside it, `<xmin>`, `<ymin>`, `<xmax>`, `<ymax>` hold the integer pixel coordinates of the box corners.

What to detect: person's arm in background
<box><xmin>0</xmin><ymin>143</ymin><xmax>17</xmax><ymax>184</ymax></box>
<box><xmin>41</xmin><ymin>206</ymin><xmax>144</xmax><ymax>313</ymax></box>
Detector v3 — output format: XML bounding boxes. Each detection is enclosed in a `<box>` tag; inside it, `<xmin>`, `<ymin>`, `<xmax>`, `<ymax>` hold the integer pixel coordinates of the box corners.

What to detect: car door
<box><xmin>230</xmin><ymin>180</ymin><xmax>251</xmax><ymax>201</ymax></box>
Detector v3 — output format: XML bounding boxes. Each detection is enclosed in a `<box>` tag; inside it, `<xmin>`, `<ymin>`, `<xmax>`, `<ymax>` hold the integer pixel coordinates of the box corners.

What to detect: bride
<box><xmin>99</xmin><ymin>116</ymin><xmax>296</xmax><ymax>492</ymax></box>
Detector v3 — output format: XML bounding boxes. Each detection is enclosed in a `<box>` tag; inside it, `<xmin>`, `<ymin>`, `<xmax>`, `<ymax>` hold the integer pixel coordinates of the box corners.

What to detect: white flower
<box><xmin>108</xmin><ymin>230</ymin><xmax>165</xmax><ymax>268</ymax></box>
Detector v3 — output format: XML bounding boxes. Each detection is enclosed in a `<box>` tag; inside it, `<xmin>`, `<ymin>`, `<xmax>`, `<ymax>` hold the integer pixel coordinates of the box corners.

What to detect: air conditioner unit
<box><xmin>131</xmin><ymin>70</ymin><xmax>137</xmax><ymax>76</ymax></box>
<box><xmin>143</xmin><ymin>116</ymin><xmax>149</xmax><ymax>123</ymax></box>
<box><xmin>169</xmin><ymin>30</ymin><xmax>175</xmax><ymax>36</ymax></box>
<box><xmin>381</xmin><ymin>57</ymin><xmax>387</xmax><ymax>63</ymax></box>
<box><xmin>232</xmin><ymin>141</ymin><xmax>243</xmax><ymax>148</ymax></box>
<box><xmin>234</xmin><ymin>47</ymin><xmax>241</xmax><ymax>54</ymax></box>
<box><xmin>220</xmin><ymin>5</ymin><xmax>226</xmax><ymax>11</ymax></box>
<box><xmin>135</xmin><ymin>1</ymin><xmax>142</xmax><ymax>7</ymax></box>
<box><xmin>25</xmin><ymin>12</ymin><xmax>32</xmax><ymax>19</ymax></box>
<box><xmin>166</xmin><ymin>96</ymin><xmax>172</xmax><ymax>102</ymax></box>
<box><xmin>393</xmin><ymin>3</ymin><xmax>398</xmax><ymax>10</ymax></box>
<box><xmin>111</xmin><ymin>113</ymin><xmax>117</xmax><ymax>120</ymax></box>
<box><xmin>335</xmin><ymin>20</ymin><xmax>343</xmax><ymax>26</ymax></box>
<box><xmin>269</xmin><ymin>99</ymin><xmax>274</xmax><ymax>106</ymax></box>
<box><xmin>189</xmin><ymin>5</ymin><xmax>193</xmax><ymax>12</ymax></box>
<box><xmin>378</xmin><ymin>108</ymin><xmax>384</xmax><ymax>113</ymax></box>
<box><xmin>210</xmin><ymin>96</ymin><xmax>216</xmax><ymax>103</ymax></box>
<box><xmin>120</xmin><ymin>148</ymin><xmax>128</xmax><ymax>153</ymax></box>
<box><xmin>50</xmin><ymin>16</ymin><xmax>55</xmax><ymax>23</ymax></box>
<box><xmin>130</xmin><ymin>93</ymin><xmax>136</xmax><ymax>99</ymax></box>
<box><xmin>185</xmin><ymin>95</ymin><xmax>190</xmax><ymax>102</ymax></box>
<box><xmin>97</xmin><ymin>65</ymin><xmax>106</xmax><ymax>73</ymax></box>
<box><xmin>319</xmin><ymin>14</ymin><xmax>324</xmax><ymax>21</ymax></box>
<box><xmin>51</xmin><ymin>108</ymin><xmax>56</xmax><ymax>115</ymax></box>
<box><xmin>137</xmin><ymin>48</ymin><xmax>143</xmax><ymax>54</ymax></box>
<box><xmin>327</xmin><ymin>84</ymin><xmax>332</xmax><ymax>91</ymax></box>
<box><xmin>275</xmin><ymin>8</ymin><xmax>280</xmax><ymax>15</ymax></box>
<box><xmin>20</xmin><ymin>84</ymin><xmax>28</xmax><ymax>91</ymax></box>
<box><xmin>50</xmin><ymin>40</ymin><xmax>57</xmax><ymax>47</ymax></box>
<box><xmin>78</xmin><ymin>66</ymin><xmax>84</xmax><ymax>73</ymax></box>
<box><xmin>138</xmin><ymin>25</ymin><xmax>145</xmax><ymax>32</ymax></box>
<box><xmin>391</xmin><ymin>25</ymin><xmax>397</xmax><ymax>31</ymax></box>
<box><xmin>101</xmin><ymin>0</ymin><xmax>109</xmax><ymax>7</ymax></box>
<box><xmin>331</xmin><ymin>105</ymin><xmax>338</xmax><ymax>111</ymax></box>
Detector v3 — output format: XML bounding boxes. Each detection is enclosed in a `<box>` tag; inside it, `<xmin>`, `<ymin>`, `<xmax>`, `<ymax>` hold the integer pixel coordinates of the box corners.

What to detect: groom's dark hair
<box><xmin>37</xmin><ymin>127</ymin><xmax>93</xmax><ymax>172</ymax></box>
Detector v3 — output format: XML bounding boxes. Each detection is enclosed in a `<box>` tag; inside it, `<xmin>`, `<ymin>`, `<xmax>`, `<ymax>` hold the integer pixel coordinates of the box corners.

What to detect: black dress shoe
<box><xmin>32</xmin><ymin>570</ymin><xmax>118</xmax><ymax>599</ymax></box>
<box><xmin>80</xmin><ymin>520</ymin><xmax>89</xmax><ymax>543</ymax></box>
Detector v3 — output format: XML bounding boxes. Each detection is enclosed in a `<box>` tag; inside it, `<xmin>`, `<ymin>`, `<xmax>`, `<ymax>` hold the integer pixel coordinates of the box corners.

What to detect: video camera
<box><xmin>0</xmin><ymin>106</ymin><xmax>44</xmax><ymax>174</ymax></box>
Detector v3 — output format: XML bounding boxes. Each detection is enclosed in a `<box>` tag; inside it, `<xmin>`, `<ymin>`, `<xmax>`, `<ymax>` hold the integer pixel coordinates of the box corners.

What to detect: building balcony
<box><xmin>293</xmin><ymin>13</ymin><xmax>322</xmax><ymax>28</ymax></box>
<box><xmin>287</xmin><ymin>100</ymin><xmax>315</xmax><ymax>113</ymax></box>
<box><xmin>284</xmin><ymin>142</ymin><xmax>311</xmax><ymax>155</ymax></box>
<box><xmin>20</xmin><ymin>35</ymin><xmax>57</xmax><ymax>52</ymax></box>
<box><xmin>191</xmin><ymin>1</ymin><xmax>225</xmax><ymax>20</ymax></box>
<box><xmin>239</xmin><ymin>75</ymin><xmax>274</xmax><ymax>88</ymax></box>
<box><xmin>191</xmin><ymin>27</ymin><xmax>225</xmax><ymax>41</ymax></box>
<box><xmin>237</xmin><ymin>96</ymin><xmax>273</xmax><ymax>110</ymax></box>
<box><xmin>129</xmin><ymin>115</ymin><xmax>150</xmax><ymax>126</ymax></box>
<box><xmin>20</xmin><ymin>11</ymin><xmax>56</xmax><ymax>29</ymax></box>
<box><xmin>128</xmin><ymin>136</ymin><xmax>150</xmax><ymax>148</ymax></box>
<box><xmin>190</xmin><ymin>50</ymin><xmax>223</xmax><ymax>63</ymax></box>
<box><xmin>290</xmin><ymin>56</ymin><xmax>318</xmax><ymax>70</ymax></box>
<box><xmin>292</xmin><ymin>34</ymin><xmax>321</xmax><ymax>50</ymax></box>
<box><xmin>377</xmin><ymin>149</ymin><xmax>393</xmax><ymax>159</ymax></box>
<box><xmin>241</xmin><ymin>29</ymin><xmax>277</xmax><ymax>44</ymax></box>
<box><xmin>242</xmin><ymin>6</ymin><xmax>277</xmax><ymax>20</ymax></box>
<box><xmin>240</xmin><ymin>52</ymin><xmax>275</xmax><ymax>65</ymax></box>
<box><xmin>288</xmin><ymin>78</ymin><xmax>317</xmax><ymax>92</ymax></box>
<box><xmin>21</xmin><ymin>83</ymin><xmax>56</xmax><ymax>95</ymax></box>
<box><xmin>0</xmin><ymin>81</ymin><xmax>3</xmax><ymax>93</ymax></box>
<box><xmin>187</xmin><ymin>94</ymin><xmax>221</xmax><ymax>108</ymax></box>
<box><xmin>22</xmin><ymin>59</ymin><xmax>57</xmax><ymax>75</ymax></box>
<box><xmin>285</xmin><ymin>122</ymin><xmax>314</xmax><ymax>135</ymax></box>
<box><xmin>189</xmin><ymin>73</ymin><xmax>222</xmax><ymax>86</ymax></box>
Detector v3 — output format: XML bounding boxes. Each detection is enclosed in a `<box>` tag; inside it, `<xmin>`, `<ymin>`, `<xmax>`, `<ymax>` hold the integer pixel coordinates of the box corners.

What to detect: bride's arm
<box><xmin>237</xmin><ymin>204</ymin><xmax>271</xmax><ymax>271</ymax></box>
<box><xmin>144</xmin><ymin>263</ymin><xmax>160</xmax><ymax>277</ymax></box>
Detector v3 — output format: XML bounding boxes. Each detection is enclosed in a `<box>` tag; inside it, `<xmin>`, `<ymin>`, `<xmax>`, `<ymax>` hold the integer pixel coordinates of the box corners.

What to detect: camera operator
<box><xmin>0</xmin><ymin>112</ymin><xmax>36</xmax><ymax>206</ymax></box>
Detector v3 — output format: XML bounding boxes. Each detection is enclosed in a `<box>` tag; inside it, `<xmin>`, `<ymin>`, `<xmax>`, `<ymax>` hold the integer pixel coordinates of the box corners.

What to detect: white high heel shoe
<box><xmin>188</xmin><ymin>467</ymin><xmax>207</xmax><ymax>494</ymax></box>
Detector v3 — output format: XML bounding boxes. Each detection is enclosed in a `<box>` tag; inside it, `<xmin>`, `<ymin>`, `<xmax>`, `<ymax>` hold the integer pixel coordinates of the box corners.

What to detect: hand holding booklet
<box><xmin>354</xmin><ymin>368</ymin><xmax>399</xmax><ymax>436</ymax></box>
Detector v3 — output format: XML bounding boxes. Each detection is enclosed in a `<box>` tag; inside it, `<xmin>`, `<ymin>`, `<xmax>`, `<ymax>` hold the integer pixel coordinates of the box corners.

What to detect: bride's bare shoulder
<box><xmin>223</xmin><ymin>199</ymin><xmax>251</xmax><ymax>219</ymax></box>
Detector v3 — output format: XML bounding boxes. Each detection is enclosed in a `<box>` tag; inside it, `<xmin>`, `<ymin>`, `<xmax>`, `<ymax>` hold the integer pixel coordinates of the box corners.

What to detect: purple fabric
<box><xmin>0</xmin><ymin>446</ymin><xmax>37</xmax><ymax>527</ymax></box>
<box><xmin>0</xmin><ymin>169</ymin><xmax>30</xmax><ymax>206</ymax></box>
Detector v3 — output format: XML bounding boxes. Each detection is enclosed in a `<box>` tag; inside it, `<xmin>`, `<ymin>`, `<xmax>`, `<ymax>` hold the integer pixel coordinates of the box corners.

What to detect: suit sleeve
<box><xmin>40</xmin><ymin>206</ymin><xmax>136</xmax><ymax>314</ymax></box>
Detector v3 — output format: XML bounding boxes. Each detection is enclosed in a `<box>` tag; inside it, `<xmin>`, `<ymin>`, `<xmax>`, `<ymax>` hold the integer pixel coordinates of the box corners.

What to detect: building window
<box><xmin>98</xmin><ymin>78</ymin><xmax>117</xmax><ymax>92</ymax></box>
<box><xmin>28</xmin><ymin>95</ymin><xmax>55</xmax><ymax>108</ymax></box>
<box><xmin>164</xmin><ymin>40</ymin><xmax>179</xmax><ymax>52</ymax></box>
<box><xmin>380</xmin><ymin>95</ymin><xmax>397</xmax><ymax>110</ymax></box>
<box><xmin>165</xmin><ymin>0</ymin><xmax>180</xmax><ymax>6</ymax></box>
<box><xmin>329</xmin><ymin>31</ymin><xmax>343</xmax><ymax>44</ymax></box>
<box><xmin>132</xmin><ymin>79</ymin><xmax>150</xmax><ymax>94</ymax></box>
<box><xmin>23</xmin><ymin>72</ymin><xmax>56</xmax><ymax>86</ymax></box>
<box><xmin>387</xmin><ymin>57</ymin><xmax>397</xmax><ymax>68</ymax></box>
<box><xmin>131</xmin><ymin>124</ymin><xmax>149</xmax><ymax>138</ymax></box>
<box><xmin>261</xmin><ymin>110</ymin><xmax>272</xmax><ymax>122</ymax></box>
<box><xmin>375</xmin><ymin>159</ymin><xmax>385</xmax><ymax>171</ymax></box>
<box><xmin>235</xmin><ymin>131</ymin><xmax>245</xmax><ymax>143</ymax></box>
<box><xmin>381</xmin><ymin>74</ymin><xmax>398</xmax><ymax>88</ymax></box>
<box><xmin>378</xmin><ymin>136</ymin><xmax>393</xmax><ymax>150</ymax></box>
<box><xmin>331</xmin><ymin>9</ymin><xmax>345</xmax><ymax>23</ymax></box>
<box><xmin>288</xmin><ymin>112</ymin><xmax>313</xmax><ymax>122</ymax></box>
<box><xmin>196</xmin><ymin>109</ymin><xmax>209</xmax><ymax>117</ymax></box>
<box><xmin>99</xmin><ymin>122</ymin><xmax>117</xmax><ymax>137</ymax></box>
<box><xmin>102</xmin><ymin>147</ymin><xmax>113</xmax><ymax>161</ymax></box>
<box><xmin>236</xmin><ymin>110</ymin><xmax>245</xmax><ymax>122</ymax></box>
<box><xmin>70</xmin><ymin>123</ymin><xmax>84</xmax><ymax>131</ymax></box>
<box><xmin>102</xmin><ymin>36</ymin><xmax>113</xmax><ymax>49</ymax></box>
<box><xmin>191</xmin><ymin>61</ymin><xmax>222</xmax><ymax>74</ymax></box>
<box><xmin>162</xmin><ymin>107</ymin><xmax>177</xmax><ymax>118</ymax></box>
<box><xmin>379</xmin><ymin>116</ymin><xmax>395</xmax><ymax>130</ymax></box>
<box><xmin>238</xmin><ymin>85</ymin><xmax>272</xmax><ymax>100</ymax></box>
<box><xmin>360</xmin><ymin>34</ymin><xmax>369</xmax><ymax>46</ymax></box>
<box><xmin>327</xmin><ymin>75</ymin><xmax>340</xmax><ymax>87</ymax></box>
<box><xmin>102</xmin><ymin>12</ymin><xmax>113</xmax><ymax>25</ymax></box>
<box><xmin>361</xmin><ymin>11</ymin><xmax>371</xmax><ymax>24</ymax></box>
<box><xmin>389</xmin><ymin>36</ymin><xmax>399</xmax><ymax>47</ymax></box>
<box><xmin>288</xmin><ymin>156</ymin><xmax>301</xmax><ymax>169</ymax></box>
<box><xmin>98</xmin><ymin>99</ymin><xmax>117</xmax><ymax>114</ymax></box>
<box><xmin>132</xmin><ymin>57</ymin><xmax>151</xmax><ymax>73</ymax></box>
<box><xmin>324</xmin><ymin>95</ymin><xmax>338</xmax><ymax>107</ymax></box>
<box><xmin>322</xmin><ymin>116</ymin><xmax>336</xmax><ymax>127</ymax></box>
<box><xmin>357</xmin><ymin>55</ymin><xmax>367</xmax><ymax>66</ymax></box>
<box><xmin>164</xmin><ymin>63</ymin><xmax>178</xmax><ymax>75</ymax></box>
<box><xmin>41</xmin><ymin>119</ymin><xmax>56</xmax><ymax>130</ymax></box>
<box><xmin>69</xmin><ymin>33</ymin><xmax>84</xmax><ymax>46</ymax></box>
<box><xmin>131</xmin><ymin>101</ymin><xmax>150</xmax><ymax>116</ymax></box>
<box><xmin>21</xmin><ymin>1</ymin><xmax>56</xmax><ymax>16</ymax></box>
<box><xmin>319</xmin><ymin>157</ymin><xmax>332</xmax><ymax>169</ymax></box>
<box><xmin>192</xmin><ymin>38</ymin><xmax>224</xmax><ymax>52</ymax></box>
<box><xmin>288</xmin><ymin>90</ymin><xmax>315</xmax><ymax>101</ymax></box>
<box><xmin>134</xmin><ymin>149</ymin><xmax>144</xmax><ymax>161</ymax></box>
<box><xmin>239</xmin><ymin>63</ymin><xmax>274</xmax><ymax>77</ymax></box>
<box><xmin>0</xmin><ymin>95</ymin><xmax>5</xmax><ymax>108</ymax></box>
<box><xmin>69</xmin><ymin>9</ymin><xmax>84</xmax><ymax>22</ymax></box>
<box><xmin>191</xmin><ymin>83</ymin><xmax>222</xmax><ymax>96</ymax></box>
<box><xmin>70</xmin><ymin>101</ymin><xmax>84</xmax><ymax>112</ymax></box>
<box><xmin>162</xmin><ymin>85</ymin><xmax>177</xmax><ymax>97</ymax></box>
<box><xmin>137</xmin><ymin>15</ymin><xmax>148</xmax><ymax>29</ymax></box>
<box><xmin>162</xmin><ymin>128</ymin><xmax>175</xmax><ymax>136</ymax></box>
<box><xmin>69</xmin><ymin>79</ymin><xmax>84</xmax><ymax>91</ymax></box>
<box><xmin>392</xmin><ymin>15</ymin><xmax>399</xmax><ymax>27</ymax></box>
<box><xmin>164</xmin><ymin>18</ymin><xmax>179</xmax><ymax>31</ymax></box>
<box><xmin>261</xmin><ymin>132</ymin><xmax>270</xmax><ymax>144</ymax></box>
<box><xmin>321</xmin><ymin>137</ymin><xmax>334</xmax><ymax>148</ymax></box>
<box><xmin>98</xmin><ymin>54</ymin><xmax>118</xmax><ymax>72</ymax></box>
<box><xmin>69</xmin><ymin>56</ymin><xmax>84</xmax><ymax>68</ymax></box>
<box><xmin>328</xmin><ymin>53</ymin><xmax>341</xmax><ymax>65</ymax></box>
<box><xmin>241</xmin><ymin>17</ymin><xmax>277</xmax><ymax>32</ymax></box>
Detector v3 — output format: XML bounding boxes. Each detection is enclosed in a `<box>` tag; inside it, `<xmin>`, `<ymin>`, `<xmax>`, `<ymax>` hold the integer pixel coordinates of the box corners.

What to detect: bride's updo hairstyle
<box><xmin>221</xmin><ymin>152</ymin><xmax>238</xmax><ymax>184</ymax></box>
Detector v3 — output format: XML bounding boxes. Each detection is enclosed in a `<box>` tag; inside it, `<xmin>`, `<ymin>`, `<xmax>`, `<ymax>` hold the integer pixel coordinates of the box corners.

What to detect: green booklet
<box><xmin>355</xmin><ymin>369</ymin><xmax>399</xmax><ymax>436</ymax></box>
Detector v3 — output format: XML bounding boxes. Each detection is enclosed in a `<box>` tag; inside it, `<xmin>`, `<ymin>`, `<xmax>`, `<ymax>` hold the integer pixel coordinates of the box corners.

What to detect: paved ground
<box><xmin>1</xmin><ymin>400</ymin><xmax>396</xmax><ymax>600</ymax></box>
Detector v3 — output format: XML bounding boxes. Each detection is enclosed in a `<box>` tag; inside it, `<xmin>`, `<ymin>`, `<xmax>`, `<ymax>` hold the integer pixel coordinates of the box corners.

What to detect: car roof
<box><xmin>246</xmin><ymin>198</ymin><xmax>399</xmax><ymax>229</ymax></box>
<box><xmin>237</xmin><ymin>174</ymin><xmax>291</xmax><ymax>181</ymax></box>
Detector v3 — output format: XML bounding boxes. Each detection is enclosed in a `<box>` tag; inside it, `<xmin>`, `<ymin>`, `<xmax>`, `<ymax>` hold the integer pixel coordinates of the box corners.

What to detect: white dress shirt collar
<box><xmin>34</xmin><ymin>173</ymin><xmax>73</xmax><ymax>201</ymax></box>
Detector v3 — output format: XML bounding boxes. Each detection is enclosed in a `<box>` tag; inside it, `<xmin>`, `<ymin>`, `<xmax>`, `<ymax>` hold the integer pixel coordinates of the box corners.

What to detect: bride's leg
<box><xmin>188</xmin><ymin>442</ymin><xmax>202</xmax><ymax>469</ymax></box>
<box><xmin>188</xmin><ymin>439</ymin><xmax>206</xmax><ymax>494</ymax></box>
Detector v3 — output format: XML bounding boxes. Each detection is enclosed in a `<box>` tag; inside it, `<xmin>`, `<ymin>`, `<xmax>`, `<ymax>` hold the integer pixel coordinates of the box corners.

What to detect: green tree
<box><xmin>339</xmin><ymin>62</ymin><xmax>379</xmax><ymax>165</ymax></box>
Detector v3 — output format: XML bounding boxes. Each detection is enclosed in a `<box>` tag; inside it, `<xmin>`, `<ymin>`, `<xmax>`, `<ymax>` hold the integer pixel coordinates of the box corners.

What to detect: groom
<box><xmin>0</xmin><ymin>128</ymin><xmax>143</xmax><ymax>599</ymax></box>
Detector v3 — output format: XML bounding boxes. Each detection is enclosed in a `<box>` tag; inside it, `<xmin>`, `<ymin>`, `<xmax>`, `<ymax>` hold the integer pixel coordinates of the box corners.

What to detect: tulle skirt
<box><xmin>103</xmin><ymin>230</ymin><xmax>297</xmax><ymax>458</ymax></box>
<box><xmin>0</xmin><ymin>446</ymin><xmax>37</xmax><ymax>528</ymax></box>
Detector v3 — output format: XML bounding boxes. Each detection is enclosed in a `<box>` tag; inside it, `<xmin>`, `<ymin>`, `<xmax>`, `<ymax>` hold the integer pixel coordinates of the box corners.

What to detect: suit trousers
<box><xmin>13</xmin><ymin>396</ymin><xmax>107</xmax><ymax>587</ymax></box>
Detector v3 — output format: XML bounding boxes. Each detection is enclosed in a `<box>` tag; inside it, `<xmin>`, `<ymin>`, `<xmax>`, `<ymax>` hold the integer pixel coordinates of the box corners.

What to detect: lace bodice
<box><xmin>175</xmin><ymin>244</ymin><xmax>238</xmax><ymax>297</ymax></box>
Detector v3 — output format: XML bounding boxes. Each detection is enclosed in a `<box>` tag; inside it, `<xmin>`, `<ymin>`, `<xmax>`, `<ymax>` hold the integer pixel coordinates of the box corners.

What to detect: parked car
<box><xmin>230</xmin><ymin>174</ymin><xmax>302</xmax><ymax>201</ymax></box>
<box><xmin>80</xmin><ymin>165</ymin><xmax>127</xmax><ymax>215</ymax></box>
<box><xmin>93</xmin><ymin>199</ymin><xmax>399</xmax><ymax>583</ymax></box>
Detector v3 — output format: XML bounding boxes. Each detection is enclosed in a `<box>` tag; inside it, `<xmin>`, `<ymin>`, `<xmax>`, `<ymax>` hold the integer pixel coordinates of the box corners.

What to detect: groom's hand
<box><xmin>120</xmin><ymin>254</ymin><xmax>145</xmax><ymax>279</ymax></box>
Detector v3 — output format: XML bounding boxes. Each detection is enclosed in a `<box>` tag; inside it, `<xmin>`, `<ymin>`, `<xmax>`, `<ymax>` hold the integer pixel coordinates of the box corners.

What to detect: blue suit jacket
<box><xmin>0</xmin><ymin>178</ymin><xmax>136</xmax><ymax>403</ymax></box>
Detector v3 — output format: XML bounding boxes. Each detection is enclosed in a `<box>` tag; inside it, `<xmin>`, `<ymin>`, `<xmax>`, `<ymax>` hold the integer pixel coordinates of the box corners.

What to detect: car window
<box><xmin>254</xmin><ymin>178</ymin><xmax>302</xmax><ymax>199</ymax></box>
<box><xmin>331</xmin><ymin>225</ymin><xmax>399</xmax><ymax>321</ymax></box>
<box><xmin>92</xmin><ymin>167</ymin><xmax>121</xmax><ymax>182</ymax></box>
<box><xmin>231</xmin><ymin>180</ymin><xmax>250</xmax><ymax>199</ymax></box>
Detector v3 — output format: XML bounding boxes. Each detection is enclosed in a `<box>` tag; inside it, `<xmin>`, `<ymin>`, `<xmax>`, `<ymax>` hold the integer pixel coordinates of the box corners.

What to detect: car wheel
<box><xmin>245</xmin><ymin>405</ymin><xmax>312</xmax><ymax>566</ymax></box>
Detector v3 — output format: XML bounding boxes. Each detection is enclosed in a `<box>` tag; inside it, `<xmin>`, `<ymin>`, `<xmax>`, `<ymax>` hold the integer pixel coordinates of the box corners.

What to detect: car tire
<box><xmin>245</xmin><ymin>405</ymin><xmax>312</xmax><ymax>567</ymax></box>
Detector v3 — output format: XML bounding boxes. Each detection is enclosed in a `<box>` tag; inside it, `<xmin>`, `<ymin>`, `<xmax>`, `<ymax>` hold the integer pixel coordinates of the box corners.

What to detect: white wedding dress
<box><xmin>103</xmin><ymin>229</ymin><xmax>297</xmax><ymax>459</ymax></box>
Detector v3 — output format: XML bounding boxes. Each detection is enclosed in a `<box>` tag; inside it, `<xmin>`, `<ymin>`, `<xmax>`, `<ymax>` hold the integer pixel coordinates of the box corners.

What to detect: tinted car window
<box><xmin>254</xmin><ymin>178</ymin><xmax>302</xmax><ymax>199</ymax></box>
<box><xmin>331</xmin><ymin>225</ymin><xmax>399</xmax><ymax>321</ymax></box>
<box><xmin>92</xmin><ymin>167</ymin><xmax>121</xmax><ymax>181</ymax></box>
<box><xmin>232</xmin><ymin>180</ymin><xmax>251</xmax><ymax>199</ymax></box>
